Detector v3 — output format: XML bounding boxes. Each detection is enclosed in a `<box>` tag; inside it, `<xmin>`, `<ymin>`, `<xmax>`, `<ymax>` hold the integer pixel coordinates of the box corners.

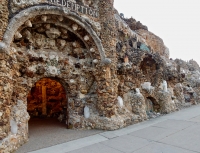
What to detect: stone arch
<box><xmin>6</xmin><ymin>4</ymin><xmax>100</xmax><ymax>135</ymax></box>
<box><xmin>18</xmin><ymin>20</ymin><xmax>91</xmax><ymax>50</ymax></box>
<box><xmin>146</xmin><ymin>96</ymin><xmax>160</xmax><ymax>113</ymax></box>
<box><xmin>140</xmin><ymin>54</ymin><xmax>157</xmax><ymax>75</ymax></box>
<box><xmin>0</xmin><ymin>5</ymin><xmax>107</xmax><ymax>62</ymax></box>
<box><xmin>140</xmin><ymin>54</ymin><xmax>161</xmax><ymax>86</ymax></box>
<box><xmin>29</xmin><ymin>76</ymin><xmax>71</xmax><ymax>100</ymax></box>
<box><xmin>21</xmin><ymin>76</ymin><xmax>68</xmax><ymax>100</ymax></box>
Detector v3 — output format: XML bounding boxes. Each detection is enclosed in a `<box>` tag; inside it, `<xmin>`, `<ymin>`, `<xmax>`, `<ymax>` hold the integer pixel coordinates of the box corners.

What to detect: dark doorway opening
<box><xmin>27</xmin><ymin>78</ymin><xmax>68</xmax><ymax>125</ymax></box>
<box><xmin>146</xmin><ymin>97</ymin><xmax>160</xmax><ymax>113</ymax></box>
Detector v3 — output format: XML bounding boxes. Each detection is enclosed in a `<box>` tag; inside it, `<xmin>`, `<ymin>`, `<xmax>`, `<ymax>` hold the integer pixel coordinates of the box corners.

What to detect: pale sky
<box><xmin>114</xmin><ymin>0</ymin><xmax>200</xmax><ymax>65</ymax></box>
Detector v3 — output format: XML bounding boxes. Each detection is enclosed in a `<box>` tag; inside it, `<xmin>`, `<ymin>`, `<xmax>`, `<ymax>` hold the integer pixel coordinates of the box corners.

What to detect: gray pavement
<box><xmin>15</xmin><ymin>119</ymin><xmax>102</xmax><ymax>153</ymax></box>
<box><xmin>26</xmin><ymin>105</ymin><xmax>200</xmax><ymax>153</ymax></box>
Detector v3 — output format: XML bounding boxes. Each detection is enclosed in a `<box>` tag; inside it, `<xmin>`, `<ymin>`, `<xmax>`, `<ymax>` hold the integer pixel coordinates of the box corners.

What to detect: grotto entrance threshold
<box><xmin>15</xmin><ymin>78</ymin><xmax>103</xmax><ymax>153</ymax></box>
<box><xmin>27</xmin><ymin>78</ymin><xmax>67</xmax><ymax>119</ymax></box>
<box><xmin>15</xmin><ymin>120</ymin><xmax>102</xmax><ymax>153</ymax></box>
<box><xmin>27</xmin><ymin>78</ymin><xmax>68</xmax><ymax>128</ymax></box>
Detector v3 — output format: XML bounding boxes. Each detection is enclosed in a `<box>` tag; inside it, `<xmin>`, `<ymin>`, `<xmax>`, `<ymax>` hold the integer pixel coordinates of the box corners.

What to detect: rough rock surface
<box><xmin>0</xmin><ymin>0</ymin><xmax>9</xmax><ymax>41</ymax></box>
<box><xmin>136</xmin><ymin>29</ymin><xmax>169</xmax><ymax>58</ymax></box>
<box><xmin>0</xmin><ymin>0</ymin><xmax>200</xmax><ymax>152</ymax></box>
<box><xmin>123</xmin><ymin>17</ymin><xmax>148</xmax><ymax>31</ymax></box>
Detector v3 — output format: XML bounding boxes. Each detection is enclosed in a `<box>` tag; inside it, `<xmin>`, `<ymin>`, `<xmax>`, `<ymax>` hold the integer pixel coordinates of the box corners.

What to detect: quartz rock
<box><xmin>84</xmin><ymin>106</ymin><xmax>90</xmax><ymax>118</ymax></box>
<box><xmin>117</xmin><ymin>96</ymin><xmax>123</xmax><ymax>107</ymax></box>
<box><xmin>162</xmin><ymin>80</ymin><xmax>168</xmax><ymax>92</ymax></box>
<box><xmin>10</xmin><ymin>119</ymin><xmax>18</xmax><ymax>134</ymax></box>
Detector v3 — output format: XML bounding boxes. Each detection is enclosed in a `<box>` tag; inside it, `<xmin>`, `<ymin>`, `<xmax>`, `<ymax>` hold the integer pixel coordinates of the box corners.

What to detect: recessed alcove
<box><xmin>146</xmin><ymin>97</ymin><xmax>160</xmax><ymax>113</ymax></box>
<box><xmin>27</xmin><ymin>78</ymin><xmax>67</xmax><ymax>119</ymax></box>
<box><xmin>27</xmin><ymin>77</ymin><xmax>68</xmax><ymax>133</ymax></box>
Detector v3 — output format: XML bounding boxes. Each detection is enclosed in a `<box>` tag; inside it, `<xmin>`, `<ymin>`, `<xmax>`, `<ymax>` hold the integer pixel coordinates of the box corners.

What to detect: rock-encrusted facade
<box><xmin>0</xmin><ymin>0</ymin><xmax>200</xmax><ymax>152</ymax></box>
<box><xmin>0</xmin><ymin>0</ymin><xmax>9</xmax><ymax>41</ymax></box>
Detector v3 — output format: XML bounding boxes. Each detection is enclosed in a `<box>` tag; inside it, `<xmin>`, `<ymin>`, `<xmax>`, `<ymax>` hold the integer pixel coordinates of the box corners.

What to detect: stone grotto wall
<box><xmin>0</xmin><ymin>0</ymin><xmax>200</xmax><ymax>152</ymax></box>
<box><xmin>0</xmin><ymin>0</ymin><xmax>9</xmax><ymax>40</ymax></box>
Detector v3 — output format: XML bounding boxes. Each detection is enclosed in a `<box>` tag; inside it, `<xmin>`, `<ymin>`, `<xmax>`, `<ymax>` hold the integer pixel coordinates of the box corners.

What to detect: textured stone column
<box><xmin>99</xmin><ymin>0</ymin><xmax>116</xmax><ymax>60</ymax></box>
<box><xmin>0</xmin><ymin>52</ymin><xmax>13</xmax><ymax>143</ymax></box>
<box><xmin>96</xmin><ymin>0</ymin><xmax>118</xmax><ymax>117</ymax></box>
<box><xmin>0</xmin><ymin>0</ymin><xmax>9</xmax><ymax>41</ymax></box>
<box><xmin>0</xmin><ymin>50</ymin><xmax>30</xmax><ymax>152</ymax></box>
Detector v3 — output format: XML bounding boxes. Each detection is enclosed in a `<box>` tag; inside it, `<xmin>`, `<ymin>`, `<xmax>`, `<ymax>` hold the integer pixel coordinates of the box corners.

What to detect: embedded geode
<box><xmin>47</xmin><ymin>66</ymin><xmax>58</xmax><ymax>75</ymax></box>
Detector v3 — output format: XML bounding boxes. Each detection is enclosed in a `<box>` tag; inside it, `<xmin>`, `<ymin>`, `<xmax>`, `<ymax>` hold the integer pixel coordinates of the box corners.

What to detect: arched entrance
<box><xmin>0</xmin><ymin>3</ymin><xmax>118</xmax><ymax>153</ymax></box>
<box><xmin>2</xmin><ymin>5</ymin><xmax>100</xmax><ymax>147</ymax></box>
<box><xmin>146</xmin><ymin>97</ymin><xmax>160</xmax><ymax>113</ymax></box>
<box><xmin>8</xmin><ymin>10</ymin><xmax>98</xmax><ymax>129</ymax></box>
<box><xmin>27</xmin><ymin>78</ymin><xmax>68</xmax><ymax>124</ymax></box>
<box><xmin>1</xmin><ymin>5</ymin><xmax>107</xmax><ymax>61</ymax></box>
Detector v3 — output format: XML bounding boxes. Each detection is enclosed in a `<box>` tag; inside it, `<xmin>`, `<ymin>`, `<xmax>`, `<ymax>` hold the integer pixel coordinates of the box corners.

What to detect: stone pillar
<box><xmin>96</xmin><ymin>0</ymin><xmax>118</xmax><ymax>118</ymax></box>
<box><xmin>0</xmin><ymin>52</ymin><xmax>13</xmax><ymax>141</ymax></box>
<box><xmin>0</xmin><ymin>0</ymin><xmax>9</xmax><ymax>41</ymax></box>
<box><xmin>0</xmin><ymin>49</ymin><xmax>30</xmax><ymax>152</ymax></box>
<box><xmin>99</xmin><ymin>0</ymin><xmax>116</xmax><ymax>60</ymax></box>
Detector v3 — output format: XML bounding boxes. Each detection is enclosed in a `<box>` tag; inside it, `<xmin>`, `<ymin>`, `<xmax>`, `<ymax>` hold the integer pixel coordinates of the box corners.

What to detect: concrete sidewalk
<box><xmin>29</xmin><ymin>105</ymin><xmax>200</xmax><ymax>153</ymax></box>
